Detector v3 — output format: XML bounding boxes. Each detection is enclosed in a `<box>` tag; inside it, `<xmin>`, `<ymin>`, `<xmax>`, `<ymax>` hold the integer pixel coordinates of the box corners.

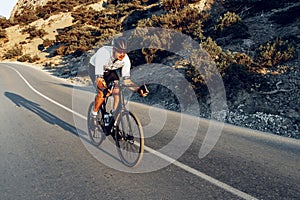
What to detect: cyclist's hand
<box><xmin>138</xmin><ymin>84</ymin><xmax>149</xmax><ymax>97</ymax></box>
<box><xmin>96</xmin><ymin>77</ymin><xmax>107</xmax><ymax>90</ymax></box>
<box><xmin>103</xmin><ymin>88</ymin><xmax>112</xmax><ymax>97</ymax></box>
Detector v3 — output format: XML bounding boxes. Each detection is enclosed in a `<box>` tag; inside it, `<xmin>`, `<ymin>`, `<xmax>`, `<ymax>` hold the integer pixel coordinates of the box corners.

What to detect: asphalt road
<box><xmin>0</xmin><ymin>62</ymin><xmax>299</xmax><ymax>200</ymax></box>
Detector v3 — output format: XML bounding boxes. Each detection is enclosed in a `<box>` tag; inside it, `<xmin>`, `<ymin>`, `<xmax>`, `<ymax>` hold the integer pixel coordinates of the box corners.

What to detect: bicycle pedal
<box><xmin>91</xmin><ymin>115</ymin><xmax>98</xmax><ymax>126</ymax></box>
<box><xmin>125</xmin><ymin>135</ymin><xmax>134</xmax><ymax>141</ymax></box>
<box><xmin>112</xmin><ymin>131</ymin><xmax>123</xmax><ymax>141</ymax></box>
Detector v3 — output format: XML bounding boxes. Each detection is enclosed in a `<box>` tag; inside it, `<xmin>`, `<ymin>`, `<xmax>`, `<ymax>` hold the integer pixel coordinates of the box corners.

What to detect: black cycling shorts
<box><xmin>89</xmin><ymin>64</ymin><xmax>120</xmax><ymax>87</ymax></box>
<box><xmin>103</xmin><ymin>70</ymin><xmax>119</xmax><ymax>85</ymax></box>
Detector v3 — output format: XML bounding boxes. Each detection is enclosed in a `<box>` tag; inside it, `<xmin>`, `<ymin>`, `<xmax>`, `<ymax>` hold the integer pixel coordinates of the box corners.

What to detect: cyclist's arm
<box><xmin>121</xmin><ymin>56</ymin><xmax>149</xmax><ymax>96</ymax></box>
<box><xmin>123</xmin><ymin>78</ymin><xmax>139</xmax><ymax>91</ymax></box>
<box><xmin>91</xmin><ymin>48</ymin><xmax>110</xmax><ymax>89</ymax></box>
<box><xmin>94</xmin><ymin>47</ymin><xmax>110</xmax><ymax>76</ymax></box>
<box><xmin>123</xmin><ymin>78</ymin><xmax>149</xmax><ymax>97</ymax></box>
<box><xmin>121</xmin><ymin>55</ymin><xmax>131</xmax><ymax>78</ymax></box>
<box><xmin>122</xmin><ymin>56</ymin><xmax>138</xmax><ymax>91</ymax></box>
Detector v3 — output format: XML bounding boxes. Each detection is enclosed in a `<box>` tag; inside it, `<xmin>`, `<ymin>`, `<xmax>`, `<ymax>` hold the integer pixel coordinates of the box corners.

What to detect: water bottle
<box><xmin>104</xmin><ymin>113</ymin><xmax>110</xmax><ymax>126</ymax></box>
<box><xmin>108</xmin><ymin>112</ymin><xmax>113</xmax><ymax>121</ymax></box>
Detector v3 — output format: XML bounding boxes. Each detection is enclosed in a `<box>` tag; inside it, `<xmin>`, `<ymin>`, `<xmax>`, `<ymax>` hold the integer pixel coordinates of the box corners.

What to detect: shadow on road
<box><xmin>5</xmin><ymin>91</ymin><xmax>80</xmax><ymax>136</ymax></box>
<box><xmin>4</xmin><ymin>92</ymin><xmax>120</xmax><ymax>162</ymax></box>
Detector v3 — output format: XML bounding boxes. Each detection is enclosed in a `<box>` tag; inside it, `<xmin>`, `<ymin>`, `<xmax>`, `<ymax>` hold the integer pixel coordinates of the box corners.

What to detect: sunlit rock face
<box><xmin>10</xmin><ymin>0</ymin><xmax>51</xmax><ymax>21</ymax></box>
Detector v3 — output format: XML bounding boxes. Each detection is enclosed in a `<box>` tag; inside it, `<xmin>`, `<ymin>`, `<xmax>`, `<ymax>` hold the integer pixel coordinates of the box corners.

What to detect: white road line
<box><xmin>145</xmin><ymin>146</ymin><xmax>257</xmax><ymax>200</ymax></box>
<box><xmin>6</xmin><ymin>65</ymin><xmax>258</xmax><ymax>200</ymax></box>
<box><xmin>6</xmin><ymin>65</ymin><xmax>87</xmax><ymax>120</ymax></box>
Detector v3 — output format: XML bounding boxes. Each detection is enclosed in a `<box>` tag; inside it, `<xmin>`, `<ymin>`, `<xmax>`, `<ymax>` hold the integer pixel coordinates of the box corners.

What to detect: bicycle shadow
<box><xmin>5</xmin><ymin>92</ymin><xmax>80</xmax><ymax>136</ymax></box>
<box><xmin>5</xmin><ymin>92</ymin><xmax>121</xmax><ymax>163</ymax></box>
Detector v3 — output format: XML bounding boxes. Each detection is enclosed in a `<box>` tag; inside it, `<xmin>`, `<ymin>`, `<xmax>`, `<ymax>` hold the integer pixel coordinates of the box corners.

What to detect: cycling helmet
<box><xmin>112</xmin><ymin>37</ymin><xmax>127</xmax><ymax>52</ymax></box>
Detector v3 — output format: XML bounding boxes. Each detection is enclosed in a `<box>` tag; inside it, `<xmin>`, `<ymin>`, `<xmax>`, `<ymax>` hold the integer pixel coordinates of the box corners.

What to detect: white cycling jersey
<box><xmin>89</xmin><ymin>46</ymin><xmax>131</xmax><ymax>78</ymax></box>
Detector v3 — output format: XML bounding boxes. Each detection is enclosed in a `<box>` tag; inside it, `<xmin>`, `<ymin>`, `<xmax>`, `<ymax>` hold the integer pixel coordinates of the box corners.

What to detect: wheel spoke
<box><xmin>87</xmin><ymin>102</ymin><xmax>105</xmax><ymax>146</ymax></box>
<box><xmin>115</xmin><ymin>111</ymin><xmax>144</xmax><ymax>167</ymax></box>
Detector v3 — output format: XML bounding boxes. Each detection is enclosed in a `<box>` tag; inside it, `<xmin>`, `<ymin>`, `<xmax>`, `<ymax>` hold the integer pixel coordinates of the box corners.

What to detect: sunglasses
<box><xmin>114</xmin><ymin>48</ymin><xmax>126</xmax><ymax>54</ymax></box>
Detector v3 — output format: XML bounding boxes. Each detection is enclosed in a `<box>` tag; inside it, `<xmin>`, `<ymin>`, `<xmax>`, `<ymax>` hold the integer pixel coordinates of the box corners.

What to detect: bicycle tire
<box><xmin>114</xmin><ymin>111</ymin><xmax>144</xmax><ymax>167</ymax></box>
<box><xmin>87</xmin><ymin>102</ymin><xmax>105</xmax><ymax>146</ymax></box>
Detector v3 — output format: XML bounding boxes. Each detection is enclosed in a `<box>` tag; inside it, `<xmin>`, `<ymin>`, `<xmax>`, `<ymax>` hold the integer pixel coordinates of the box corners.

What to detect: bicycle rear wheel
<box><xmin>87</xmin><ymin>102</ymin><xmax>105</xmax><ymax>146</ymax></box>
<box><xmin>114</xmin><ymin>111</ymin><xmax>144</xmax><ymax>167</ymax></box>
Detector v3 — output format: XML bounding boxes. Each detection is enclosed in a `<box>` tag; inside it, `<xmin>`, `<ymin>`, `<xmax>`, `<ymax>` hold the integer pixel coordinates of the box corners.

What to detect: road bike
<box><xmin>87</xmin><ymin>80</ymin><xmax>144</xmax><ymax>167</ymax></box>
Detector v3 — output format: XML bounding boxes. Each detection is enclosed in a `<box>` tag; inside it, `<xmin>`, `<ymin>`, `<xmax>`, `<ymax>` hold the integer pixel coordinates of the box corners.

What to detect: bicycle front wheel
<box><xmin>87</xmin><ymin>102</ymin><xmax>105</xmax><ymax>146</ymax></box>
<box><xmin>114</xmin><ymin>111</ymin><xmax>144</xmax><ymax>167</ymax></box>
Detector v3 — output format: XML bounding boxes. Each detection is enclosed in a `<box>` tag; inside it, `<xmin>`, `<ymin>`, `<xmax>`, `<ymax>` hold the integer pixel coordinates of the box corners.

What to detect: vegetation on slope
<box><xmin>0</xmin><ymin>0</ymin><xmax>297</xmax><ymax>86</ymax></box>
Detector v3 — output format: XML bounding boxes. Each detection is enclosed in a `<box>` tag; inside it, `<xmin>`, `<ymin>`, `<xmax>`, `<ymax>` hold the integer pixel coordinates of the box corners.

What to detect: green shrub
<box><xmin>54</xmin><ymin>25</ymin><xmax>101</xmax><ymax>56</ymax></box>
<box><xmin>215</xmin><ymin>11</ymin><xmax>242</xmax><ymax>31</ymax></box>
<box><xmin>56</xmin><ymin>0</ymin><xmax>145</xmax><ymax>56</ymax></box>
<box><xmin>3</xmin><ymin>44</ymin><xmax>23</xmax><ymax>59</ymax></box>
<box><xmin>254</xmin><ymin>38</ymin><xmax>296</xmax><ymax>67</ymax></box>
<box><xmin>12</xmin><ymin>0</ymin><xmax>99</xmax><ymax>25</ymax></box>
<box><xmin>18</xmin><ymin>54</ymin><xmax>40</xmax><ymax>62</ymax></box>
<box><xmin>13</xmin><ymin>10</ymin><xmax>39</xmax><ymax>25</ymax></box>
<box><xmin>0</xmin><ymin>28</ymin><xmax>7</xmax><ymax>39</ymax></box>
<box><xmin>232</xmin><ymin>52</ymin><xmax>254</xmax><ymax>67</ymax></box>
<box><xmin>138</xmin><ymin>6</ymin><xmax>204</xmax><ymax>40</ymax></box>
<box><xmin>136</xmin><ymin>5</ymin><xmax>205</xmax><ymax>63</ymax></box>
<box><xmin>17</xmin><ymin>54</ymin><xmax>32</xmax><ymax>62</ymax></box>
<box><xmin>31</xmin><ymin>55</ymin><xmax>40</xmax><ymax>62</ymax></box>
<box><xmin>162</xmin><ymin>0</ymin><xmax>189</xmax><ymax>12</ymax></box>
<box><xmin>188</xmin><ymin>39</ymin><xmax>257</xmax><ymax>88</ymax></box>
<box><xmin>55</xmin><ymin>45</ymin><xmax>68</xmax><ymax>56</ymax></box>
<box><xmin>0</xmin><ymin>17</ymin><xmax>12</xmax><ymax>29</ymax></box>
<box><xmin>21</xmin><ymin>26</ymin><xmax>47</xmax><ymax>39</ymax></box>
<box><xmin>42</xmin><ymin>38</ymin><xmax>55</xmax><ymax>48</ymax></box>
<box><xmin>0</xmin><ymin>28</ymin><xmax>8</xmax><ymax>45</ymax></box>
<box><xmin>72</xmin><ymin>7</ymin><xmax>121</xmax><ymax>31</ymax></box>
<box><xmin>200</xmin><ymin>37</ymin><xmax>235</xmax><ymax>74</ymax></box>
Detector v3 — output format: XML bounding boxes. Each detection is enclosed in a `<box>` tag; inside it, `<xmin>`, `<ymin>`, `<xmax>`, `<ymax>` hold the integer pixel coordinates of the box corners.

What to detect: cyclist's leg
<box><xmin>94</xmin><ymin>90</ymin><xmax>105</xmax><ymax>113</ymax></box>
<box><xmin>93</xmin><ymin>70</ymin><xmax>113</xmax><ymax>113</ymax></box>
<box><xmin>112</xmin><ymin>87</ymin><xmax>120</xmax><ymax>110</ymax></box>
<box><xmin>91</xmin><ymin>93</ymin><xmax>103</xmax><ymax>127</ymax></box>
<box><xmin>89</xmin><ymin>63</ymin><xmax>100</xmax><ymax>125</ymax></box>
<box><xmin>104</xmin><ymin>70</ymin><xmax>120</xmax><ymax>111</ymax></box>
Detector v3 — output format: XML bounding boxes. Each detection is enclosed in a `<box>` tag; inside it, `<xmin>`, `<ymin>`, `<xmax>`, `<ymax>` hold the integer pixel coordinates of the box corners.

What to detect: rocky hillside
<box><xmin>0</xmin><ymin>0</ymin><xmax>299</xmax><ymax>139</ymax></box>
<box><xmin>10</xmin><ymin>0</ymin><xmax>51</xmax><ymax>22</ymax></box>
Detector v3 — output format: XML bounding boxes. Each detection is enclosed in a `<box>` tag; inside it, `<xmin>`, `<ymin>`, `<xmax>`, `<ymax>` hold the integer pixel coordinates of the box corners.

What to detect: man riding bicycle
<box><xmin>89</xmin><ymin>36</ymin><xmax>149</xmax><ymax>124</ymax></box>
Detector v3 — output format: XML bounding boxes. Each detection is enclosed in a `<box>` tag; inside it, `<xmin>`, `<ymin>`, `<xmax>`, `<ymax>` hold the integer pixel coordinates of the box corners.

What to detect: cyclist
<box><xmin>89</xmin><ymin>36</ymin><xmax>149</xmax><ymax>125</ymax></box>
